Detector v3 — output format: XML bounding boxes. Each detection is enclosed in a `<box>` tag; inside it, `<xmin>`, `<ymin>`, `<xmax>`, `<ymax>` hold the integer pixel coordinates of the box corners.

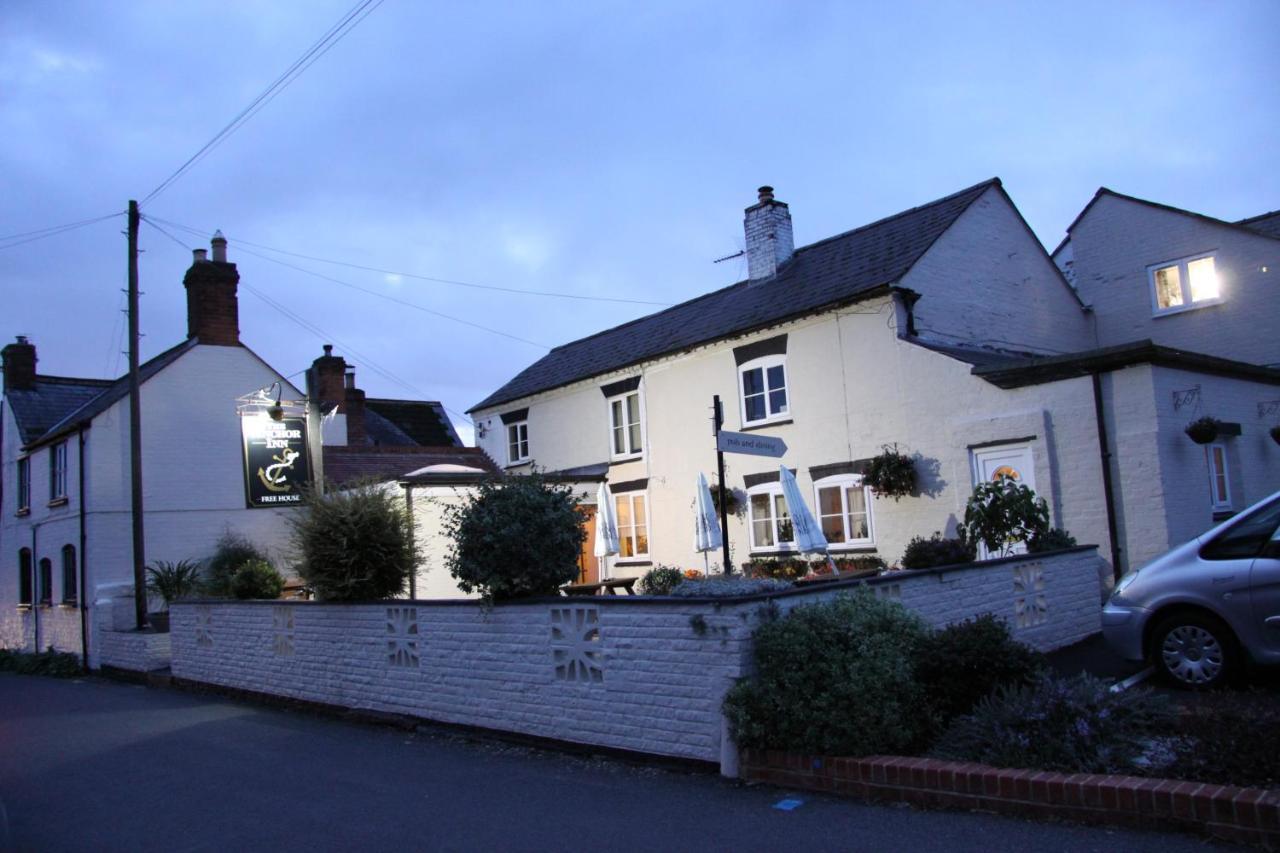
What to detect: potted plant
<box><xmin>1271</xmin><ymin>425</ymin><xmax>1280</xmax><ymax>447</ymax></box>
<box><xmin>709</xmin><ymin>482</ymin><xmax>743</xmax><ymax>517</ymax></box>
<box><xmin>1185</xmin><ymin>416</ymin><xmax>1221</xmax><ymax>445</ymax></box>
<box><xmin>144</xmin><ymin>559</ymin><xmax>204</xmax><ymax>632</ymax></box>
<box><xmin>864</xmin><ymin>445</ymin><xmax>917</xmax><ymax>502</ymax></box>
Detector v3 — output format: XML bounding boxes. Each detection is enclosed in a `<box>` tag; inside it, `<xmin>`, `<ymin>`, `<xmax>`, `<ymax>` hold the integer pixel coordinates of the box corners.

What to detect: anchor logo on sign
<box><xmin>257</xmin><ymin>448</ymin><xmax>300</xmax><ymax>493</ymax></box>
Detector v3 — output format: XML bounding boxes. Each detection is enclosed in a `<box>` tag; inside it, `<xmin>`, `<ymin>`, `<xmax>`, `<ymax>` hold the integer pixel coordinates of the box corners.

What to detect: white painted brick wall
<box><xmin>169</xmin><ymin>550</ymin><xmax>1101</xmax><ymax>765</ymax></box>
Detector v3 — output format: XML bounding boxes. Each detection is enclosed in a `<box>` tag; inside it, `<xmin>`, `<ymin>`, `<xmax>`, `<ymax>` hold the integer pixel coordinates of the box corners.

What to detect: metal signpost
<box><xmin>711</xmin><ymin>396</ymin><xmax>790</xmax><ymax>574</ymax></box>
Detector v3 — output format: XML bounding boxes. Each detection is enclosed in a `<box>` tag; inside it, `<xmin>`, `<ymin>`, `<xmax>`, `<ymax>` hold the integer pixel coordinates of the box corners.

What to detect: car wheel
<box><xmin>1150</xmin><ymin>612</ymin><xmax>1236</xmax><ymax>689</ymax></box>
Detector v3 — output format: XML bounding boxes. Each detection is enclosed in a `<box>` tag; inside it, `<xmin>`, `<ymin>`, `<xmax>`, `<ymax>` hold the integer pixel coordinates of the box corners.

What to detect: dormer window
<box><xmin>1150</xmin><ymin>253</ymin><xmax>1220</xmax><ymax>315</ymax></box>
<box><xmin>608</xmin><ymin>389</ymin><xmax>643</xmax><ymax>459</ymax></box>
<box><xmin>506</xmin><ymin>421</ymin><xmax>529</xmax><ymax>465</ymax></box>
<box><xmin>740</xmin><ymin>355</ymin><xmax>788</xmax><ymax>426</ymax></box>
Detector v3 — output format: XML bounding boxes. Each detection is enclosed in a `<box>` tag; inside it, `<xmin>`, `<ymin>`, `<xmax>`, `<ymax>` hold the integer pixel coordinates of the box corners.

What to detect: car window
<box><xmin>1200</xmin><ymin>498</ymin><xmax>1280</xmax><ymax>561</ymax></box>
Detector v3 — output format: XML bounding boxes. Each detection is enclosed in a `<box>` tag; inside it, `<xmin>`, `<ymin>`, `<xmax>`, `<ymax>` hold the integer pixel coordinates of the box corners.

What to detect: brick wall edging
<box><xmin>741</xmin><ymin>749</ymin><xmax>1280</xmax><ymax>849</ymax></box>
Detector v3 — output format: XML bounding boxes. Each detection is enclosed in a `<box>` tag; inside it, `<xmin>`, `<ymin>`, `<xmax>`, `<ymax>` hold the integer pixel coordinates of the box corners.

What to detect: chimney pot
<box><xmin>2</xmin><ymin>336</ymin><xmax>38</xmax><ymax>393</ymax></box>
<box><xmin>183</xmin><ymin>242</ymin><xmax>240</xmax><ymax>346</ymax></box>
<box><xmin>193</xmin><ymin>248</ymin><xmax>207</xmax><ymax>263</ymax></box>
<box><xmin>344</xmin><ymin>369</ymin><xmax>356</xmax><ymax>389</ymax></box>
<box><xmin>758</xmin><ymin>186</ymin><xmax>774</xmax><ymax>203</ymax></box>
<box><xmin>211</xmin><ymin>230</ymin><xmax>227</xmax><ymax>263</ymax></box>
<box><xmin>323</xmin><ymin>344</ymin><xmax>333</xmax><ymax>356</ymax></box>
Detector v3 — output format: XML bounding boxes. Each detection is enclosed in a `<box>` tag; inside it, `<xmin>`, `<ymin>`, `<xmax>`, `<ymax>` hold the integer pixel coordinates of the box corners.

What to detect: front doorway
<box><xmin>970</xmin><ymin>443</ymin><xmax>1037</xmax><ymax>558</ymax></box>
<box><xmin>576</xmin><ymin>505</ymin><xmax>601</xmax><ymax>585</ymax></box>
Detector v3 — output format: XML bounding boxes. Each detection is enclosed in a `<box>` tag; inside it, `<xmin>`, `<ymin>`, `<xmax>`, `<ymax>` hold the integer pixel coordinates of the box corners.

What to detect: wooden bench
<box><xmin>561</xmin><ymin>577</ymin><xmax>639</xmax><ymax>597</ymax></box>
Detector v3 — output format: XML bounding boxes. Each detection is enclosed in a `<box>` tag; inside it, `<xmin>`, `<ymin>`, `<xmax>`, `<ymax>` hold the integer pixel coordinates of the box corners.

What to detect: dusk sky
<box><xmin>4</xmin><ymin>1</ymin><xmax>1277</xmax><ymax>444</ymax></box>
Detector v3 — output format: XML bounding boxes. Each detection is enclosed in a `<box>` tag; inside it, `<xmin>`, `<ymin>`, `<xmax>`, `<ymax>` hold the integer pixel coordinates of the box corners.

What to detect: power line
<box><xmin>0</xmin><ymin>212</ymin><xmax>124</xmax><ymax>251</ymax></box>
<box><xmin>140</xmin><ymin>0</ymin><xmax>384</xmax><ymax>207</ymax></box>
<box><xmin>145</xmin><ymin>214</ymin><xmax>671</xmax><ymax>307</ymax></box>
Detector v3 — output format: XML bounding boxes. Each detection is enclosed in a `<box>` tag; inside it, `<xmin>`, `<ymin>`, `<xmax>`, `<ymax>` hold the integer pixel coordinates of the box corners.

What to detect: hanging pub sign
<box><xmin>241</xmin><ymin>415</ymin><xmax>311</xmax><ymax>508</ymax></box>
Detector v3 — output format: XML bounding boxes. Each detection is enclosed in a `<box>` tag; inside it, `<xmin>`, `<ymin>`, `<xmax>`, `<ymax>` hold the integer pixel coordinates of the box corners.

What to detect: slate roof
<box><xmin>1239</xmin><ymin>210</ymin><xmax>1280</xmax><ymax>240</ymax></box>
<box><xmin>364</xmin><ymin>398</ymin><xmax>461</xmax><ymax>447</ymax></box>
<box><xmin>470</xmin><ymin>179</ymin><xmax>1000</xmax><ymax>412</ymax></box>
<box><xmin>323</xmin><ymin>445</ymin><xmax>498</xmax><ymax>488</ymax></box>
<box><xmin>7</xmin><ymin>339</ymin><xmax>197</xmax><ymax>450</ymax></box>
<box><xmin>1058</xmin><ymin>189</ymin><xmax>1280</xmax><ymax>251</ymax></box>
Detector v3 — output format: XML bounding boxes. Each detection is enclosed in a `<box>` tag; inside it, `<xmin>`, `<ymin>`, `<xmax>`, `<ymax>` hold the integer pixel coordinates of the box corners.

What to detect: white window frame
<box><xmin>607</xmin><ymin>389</ymin><xmax>644</xmax><ymax>460</ymax></box>
<box><xmin>614</xmin><ymin>491</ymin><xmax>651</xmax><ymax>561</ymax></box>
<box><xmin>50</xmin><ymin>441</ymin><xmax>68</xmax><ymax>502</ymax></box>
<box><xmin>1148</xmin><ymin>252</ymin><xmax>1221</xmax><ymax>316</ymax></box>
<box><xmin>738</xmin><ymin>354</ymin><xmax>790</xmax><ymax>427</ymax></box>
<box><xmin>506</xmin><ymin>421</ymin><xmax>529</xmax><ymax>466</ymax></box>
<box><xmin>746</xmin><ymin>483</ymin><xmax>796</xmax><ymax>552</ymax></box>
<box><xmin>1207</xmin><ymin>443</ymin><xmax>1232</xmax><ymax>511</ymax></box>
<box><xmin>812</xmin><ymin>474</ymin><xmax>875</xmax><ymax>549</ymax></box>
<box><xmin>16</xmin><ymin>456</ymin><xmax>30</xmax><ymax>513</ymax></box>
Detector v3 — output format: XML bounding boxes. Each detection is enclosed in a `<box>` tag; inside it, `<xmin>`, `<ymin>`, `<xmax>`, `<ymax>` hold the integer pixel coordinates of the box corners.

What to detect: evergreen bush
<box><xmin>638</xmin><ymin>565</ymin><xmax>686</xmax><ymax>595</ymax></box>
<box><xmin>145</xmin><ymin>559</ymin><xmax>204</xmax><ymax>609</ymax></box>
<box><xmin>900</xmin><ymin>532</ymin><xmax>975</xmax><ymax>570</ymax></box>
<box><xmin>205</xmin><ymin>531</ymin><xmax>268</xmax><ymax>598</ymax></box>
<box><xmin>230</xmin><ymin>558</ymin><xmax>286</xmax><ymax>600</ymax></box>
<box><xmin>443</xmin><ymin>473</ymin><xmax>584</xmax><ymax>602</ymax></box>
<box><xmin>290</xmin><ymin>482</ymin><xmax>417</xmax><ymax>601</ymax></box>
<box><xmin>912</xmin><ymin>614</ymin><xmax>1045</xmax><ymax>727</ymax></box>
<box><xmin>1028</xmin><ymin>527</ymin><xmax>1078</xmax><ymax>553</ymax></box>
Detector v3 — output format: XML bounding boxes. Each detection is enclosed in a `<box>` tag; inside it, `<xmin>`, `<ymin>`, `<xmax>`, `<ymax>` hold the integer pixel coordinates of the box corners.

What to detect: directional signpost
<box><xmin>711</xmin><ymin>396</ymin><xmax>789</xmax><ymax>575</ymax></box>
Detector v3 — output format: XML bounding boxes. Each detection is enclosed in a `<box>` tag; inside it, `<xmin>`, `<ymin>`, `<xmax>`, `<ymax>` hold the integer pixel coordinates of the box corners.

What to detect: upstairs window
<box><xmin>614</xmin><ymin>492</ymin><xmax>650</xmax><ymax>560</ymax></box>
<box><xmin>18</xmin><ymin>548</ymin><xmax>32</xmax><ymax>606</ymax></box>
<box><xmin>50</xmin><ymin>441</ymin><xmax>68</xmax><ymax>502</ymax></box>
<box><xmin>16</xmin><ymin>457</ymin><xmax>30</xmax><ymax>513</ymax></box>
<box><xmin>814</xmin><ymin>475</ymin><xmax>874</xmax><ymax>548</ymax></box>
<box><xmin>506</xmin><ymin>421</ymin><xmax>529</xmax><ymax>465</ymax></box>
<box><xmin>1150</xmin><ymin>253</ymin><xmax>1220</xmax><ymax>315</ymax></box>
<box><xmin>62</xmin><ymin>545</ymin><xmax>77</xmax><ymax>605</ymax></box>
<box><xmin>747</xmin><ymin>484</ymin><xmax>794</xmax><ymax>551</ymax></box>
<box><xmin>608</xmin><ymin>390</ymin><xmax>643</xmax><ymax>458</ymax></box>
<box><xmin>740</xmin><ymin>355</ymin><xmax>788</xmax><ymax>425</ymax></box>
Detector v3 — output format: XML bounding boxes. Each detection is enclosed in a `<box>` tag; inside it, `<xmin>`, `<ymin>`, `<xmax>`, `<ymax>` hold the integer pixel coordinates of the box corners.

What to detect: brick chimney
<box><xmin>306</xmin><ymin>345</ymin><xmax>367</xmax><ymax>445</ymax></box>
<box><xmin>744</xmin><ymin>186</ymin><xmax>794</xmax><ymax>283</ymax></box>
<box><xmin>2</xmin><ymin>336</ymin><xmax>37</xmax><ymax>393</ymax></box>
<box><xmin>343</xmin><ymin>368</ymin><xmax>368</xmax><ymax>446</ymax></box>
<box><xmin>183</xmin><ymin>231</ymin><xmax>240</xmax><ymax>346</ymax></box>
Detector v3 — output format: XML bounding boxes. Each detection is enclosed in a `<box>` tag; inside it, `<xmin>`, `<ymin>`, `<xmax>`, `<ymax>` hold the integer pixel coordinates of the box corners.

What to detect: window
<box><xmin>38</xmin><ymin>558</ymin><xmax>52</xmax><ymax>605</ymax></box>
<box><xmin>49</xmin><ymin>441</ymin><xmax>68</xmax><ymax>502</ymax></box>
<box><xmin>608</xmin><ymin>390</ymin><xmax>643</xmax><ymax>458</ymax></box>
<box><xmin>739</xmin><ymin>355</ymin><xmax>788</xmax><ymax>425</ymax></box>
<box><xmin>16</xmin><ymin>456</ymin><xmax>30</xmax><ymax>513</ymax></box>
<box><xmin>18</xmin><ymin>548</ymin><xmax>32</xmax><ymax>606</ymax></box>
<box><xmin>813</xmin><ymin>475</ymin><xmax>874</xmax><ymax>547</ymax></box>
<box><xmin>506</xmin><ymin>421</ymin><xmax>529</xmax><ymax>465</ymax></box>
<box><xmin>747</xmin><ymin>484</ymin><xmax>794</xmax><ymax>551</ymax></box>
<box><xmin>1150</xmin><ymin>253</ymin><xmax>1220</xmax><ymax>314</ymax></box>
<box><xmin>61</xmin><ymin>545</ymin><xmax>77</xmax><ymax>605</ymax></box>
<box><xmin>1207</xmin><ymin>443</ymin><xmax>1232</xmax><ymax>511</ymax></box>
<box><xmin>614</xmin><ymin>492</ymin><xmax>650</xmax><ymax>559</ymax></box>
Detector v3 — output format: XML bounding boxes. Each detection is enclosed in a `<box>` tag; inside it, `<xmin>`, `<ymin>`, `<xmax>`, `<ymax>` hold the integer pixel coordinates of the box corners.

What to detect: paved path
<box><xmin>0</xmin><ymin>673</ymin><xmax>1236</xmax><ymax>853</ymax></box>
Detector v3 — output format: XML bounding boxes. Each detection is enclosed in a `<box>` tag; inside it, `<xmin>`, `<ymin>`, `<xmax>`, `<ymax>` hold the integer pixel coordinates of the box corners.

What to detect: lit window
<box><xmin>608</xmin><ymin>390</ymin><xmax>643</xmax><ymax>458</ymax></box>
<box><xmin>614</xmin><ymin>492</ymin><xmax>650</xmax><ymax>559</ymax></box>
<box><xmin>50</xmin><ymin>441</ymin><xmax>68</xmax><ymax>501</ymax></box>
<box><xmin>62</xmin><ymin>545</ymin><xmax>77</xmax><ymax>605</ymax></box>
<box><xmin>813</xmin><ymin>475</ymin><xmax>874</xmax><ymax>547</ymax></box>
<box><xmin>506</xmin><ymin>421</ymin><xmax>529</xmax><ymax>465</ymax></box>
<box><xmin>1150</xmin><ymin>254</ymin><xmax>1220</xmax><ymax>314</ymax></box>
<box><xmin>747</xmin><ymin>484</ymin><xmax>794</xmax><ymax>551</ymax></box>
<box><xmin>16</xmin><ymin>457</ymin><xmax>30</xmax><ymax>512</ymax></box>
<box><xmin>740</xmin><ymin>355</ymin><xmax>788</xmax><ymax>425</ymax></box>
<box><xmin>1207</xmin><ymin>443</ymin><xmax>1232</xmax><ymax>511</ymax></box>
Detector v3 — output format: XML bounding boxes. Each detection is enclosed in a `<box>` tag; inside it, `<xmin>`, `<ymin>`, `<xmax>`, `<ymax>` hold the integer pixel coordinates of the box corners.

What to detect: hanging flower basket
<box><xmin>1184</xmin><ymin>416</ymin><xmax>1222</xmax><ymax>445</ymax></box>
<box><xmin>1270</xmin><ymin>425</ymin><xmax>1280</xmax><ymax>447</ymax></box>
<box><xmin>864</xmin><ymin>445</ymin><xmax>917</xmax><ymax>502</ymax></box>
<box><xmin>709</xmin><ymin>482</ymin><xmax>743</xmax><ymax>517</ymax></box>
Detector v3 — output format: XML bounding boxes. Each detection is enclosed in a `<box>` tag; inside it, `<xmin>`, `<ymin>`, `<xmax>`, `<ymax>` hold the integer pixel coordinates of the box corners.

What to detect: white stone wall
<box><xmin>169</xmin><ymin>549</ymin><xmax>1101</xmax><ymax>766</ymax></box>
<box><xmin>97</xmin><ymin>627</ymin><xmax>172</xmax><ymax>673</ymax></box>
<box><xmin>1066</xmin><ymin>193</ymin><xmax>1280</xmax><ymax>366</ymax></box>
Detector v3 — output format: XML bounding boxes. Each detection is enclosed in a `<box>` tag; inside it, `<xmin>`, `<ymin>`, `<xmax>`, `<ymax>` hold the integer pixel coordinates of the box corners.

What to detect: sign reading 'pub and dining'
<box><xmin>241</xmin><ymin>415</ymin><xmax>311</xmax><ymax>508</ymax></box>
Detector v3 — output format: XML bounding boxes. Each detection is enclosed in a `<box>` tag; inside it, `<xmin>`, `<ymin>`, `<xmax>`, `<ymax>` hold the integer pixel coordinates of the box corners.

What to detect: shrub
<box><xmin>670</xmin><ymin>577</ymin><xmax>792</xmax><ymax>597</ymax></box>
<box><xmin>290</xmin><ymin>482</ymin><xmax>418</xmax><ymax>602</ymax></box>
<box><xmin>743</xmin><ymin>557</ymin><xmax>811</xmax><ymax>581</ymax></box>
<box><xmin>912</xmin><ymin>615</ymin><xmax>1045</xmax><ymax>727</ymax></box>
<box><xmin>1028</xmin><ymin>527</ymin><xmax>1078</xmax><ymax>553</ymax></box>
<box><xmin>639</xmin><ymin>566</ymin><xmax>686</xmax><ymax>595</ymax></box>
<box><xmin>932</xmin><ymin>673</ymin><xmax>1172</xmax><ymax>774</ymax></box>
<box><xmin>443</xmin><ymin>472</ymin><xmax>584</xmax><ymax>602</ymax></box>
<box><xmin>1162</xmin><ymin>692</ymin><xmax>1280</xmax><ymax>788</ymax></box>
<box><xmin>230</xmin><ymin>559</ymin><xmax>285</xmax><ymax>600</ymax></box>
<box><xmin>205</xmin><ymin>531</ymin><xmax>268</xmax><ymax>598</ymax></box>
<box><xmin>864</xmin><ymin>445</ymin><xmax>917</xmax><ymax>501</ymax></box>
<box><xmin>900</xmin><ymin>532</ymin><xmax>975</xmax><ymax>570</ymax></box>
<box><xmin>724</xmin><ymin>590</ymin><xmax>933</xmax><ymax>756</ymax></box>
<box><xmin>962</xmin><ymin>477</ymin><xmax>1050</xmax><ymax>557</ymax></box>
<box><xmin>0</xmin><ymin>647</ymin><xmax>82</xmax><ymax>677</ymax></box>
<box><xmin>145</xmin><ymin>559</ymin><xmax>204</xmax><ymax>610</ymax></box>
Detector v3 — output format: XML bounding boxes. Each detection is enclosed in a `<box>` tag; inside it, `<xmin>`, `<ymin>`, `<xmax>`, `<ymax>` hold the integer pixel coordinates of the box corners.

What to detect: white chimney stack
<box><xmin>744</xmin><ymin>186</ymin><xmax>794</xmax><ymax>283</ymax></box>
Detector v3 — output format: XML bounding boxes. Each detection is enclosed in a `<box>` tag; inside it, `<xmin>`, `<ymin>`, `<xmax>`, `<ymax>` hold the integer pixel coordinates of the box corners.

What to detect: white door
<box><xmin>970</xmin><ymin>444</ymin><xmax>1037</xmax><ymax>558</ymax></box>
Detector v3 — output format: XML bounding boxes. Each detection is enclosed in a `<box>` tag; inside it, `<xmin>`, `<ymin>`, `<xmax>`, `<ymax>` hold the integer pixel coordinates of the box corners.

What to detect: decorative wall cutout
<box><xmin>273</xmin><ymin>606</ymin><xmax>295</xmax><ymax>657</ymax></box>
<box><xmin>195</xmin><ymin>606</ymin><xmax>213</xmax><ymax>648</ymax></box>
<box><xmin>386</xmin><ymin>607</ymin><xmax>420</xmax><ymax>667</ymax></box>
<box><xmin>550</xmin><ymin>606</ymin><xmax>603</xmax><ymax>683</ymax></box>
<box><xmin>1013</xmin><ymin>564</ymin><xmax>1048</xmax><ymax>628</ymax></box>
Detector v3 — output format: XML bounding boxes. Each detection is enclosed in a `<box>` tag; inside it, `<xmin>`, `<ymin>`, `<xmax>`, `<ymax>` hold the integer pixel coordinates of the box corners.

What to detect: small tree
<box><xmin>962</xmin><ymin>475</ymin><xmax>1049</xmax><ymax>558</ymax></box>
<box><xmin>230</xmin><ymin>559</ymin><xmax>286</xmax><ymax>600</ymax></box>
<box><xmin>205</xmin><ymin>531</ymin><xmax>268</xmax><ymax>597</ymax></box>
<box><xmin>290</xmin><ymin>482</ymin><xmax>418</xmax><ymax>601</ymax></box>
<box><xmin>443</xmin><ymin>473</ymin><xmax>585</xmax><ymax>602</ymax></box>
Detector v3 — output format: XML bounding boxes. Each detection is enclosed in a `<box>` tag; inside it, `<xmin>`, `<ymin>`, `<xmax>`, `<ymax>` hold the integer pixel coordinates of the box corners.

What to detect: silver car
<box><xmin>1103</xmin><ymin>489</ymin><xmax>1280</xmax><ymax>688</ymax></box>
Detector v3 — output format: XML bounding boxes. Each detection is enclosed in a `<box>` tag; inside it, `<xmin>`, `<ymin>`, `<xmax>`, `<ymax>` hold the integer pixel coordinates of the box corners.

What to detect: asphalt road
<box><xmin>0</xmin><ymin>673</ymin><xmax>1238</xmax><ymax>853</ymax></box>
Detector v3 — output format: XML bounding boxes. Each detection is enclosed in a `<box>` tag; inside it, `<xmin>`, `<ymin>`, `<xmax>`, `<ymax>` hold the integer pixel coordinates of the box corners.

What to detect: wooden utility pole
<box><xmin>713</xmin><ymin>395</ymin><xmax>732</xmax><ymax>575</ymax></box>
<box><xmin>127</xmin><ymin>200</ymin><xmax>147</xmax><ymax>629</ymax></box>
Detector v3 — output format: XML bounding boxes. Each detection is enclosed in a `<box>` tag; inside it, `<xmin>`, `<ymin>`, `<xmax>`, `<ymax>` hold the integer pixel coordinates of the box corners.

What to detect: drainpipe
<box><xmin>78</xmin><ymin>426</ymin><xmax>89</xmax><ymax>669</ymax></box>
<box><xmin>1091</xmin><ymin>372</ymin><xmax>1123</xmax><ymax>582</ymax></box>
<box><xmin>31</xmin><ymin>523</ymin><xmax>40</xmax><ymax>653</ymax></box>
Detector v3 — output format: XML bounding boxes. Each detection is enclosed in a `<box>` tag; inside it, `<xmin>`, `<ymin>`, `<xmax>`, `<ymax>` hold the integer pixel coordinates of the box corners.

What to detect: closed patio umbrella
<box><xmin>694</xmin><ymin>472</ymin><xmax>723</xmax><ymax>574</ymax></box>
<box><xmin>778</xmin><ymin>465</ymin><xmax>838</xmax><ymax>576</ymax></box>
<box><xmin>594</xmin><ymin>481</ymin><xmax>621</xmax><ymax>580</ymax></box>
